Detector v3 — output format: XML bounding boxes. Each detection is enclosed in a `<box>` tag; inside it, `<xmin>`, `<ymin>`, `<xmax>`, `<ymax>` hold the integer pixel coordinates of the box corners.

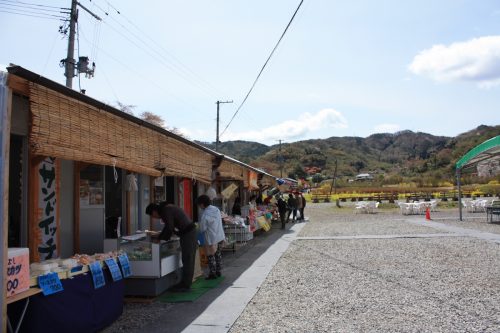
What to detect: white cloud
<box><xmin>409</xmin><ymin>36</ymin><xmax>500</xmax><ymax>87</ymax></box>
<box><xmin>223</xmin><ymin>108</ymin><xmax>348</xmax><ymax>143</ymax></box>
<box><xmin>374</xmin><ymin>123</ymin><xmax>400</xmax><ymax>133</ymax></box>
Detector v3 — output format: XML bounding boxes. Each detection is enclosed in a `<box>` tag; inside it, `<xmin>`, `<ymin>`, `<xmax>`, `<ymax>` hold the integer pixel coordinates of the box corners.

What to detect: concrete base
<box><xmin>124</xmin><ymin>269</ymin><xmax>181</xmax><ymax>297</ymax></box>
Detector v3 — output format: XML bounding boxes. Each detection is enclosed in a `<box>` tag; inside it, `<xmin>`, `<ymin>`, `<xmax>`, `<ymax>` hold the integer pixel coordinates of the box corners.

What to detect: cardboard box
<box><xmin>6</xmin><ymin>248</ymin><xmax>30</xmax><ymax>297</ymax></box>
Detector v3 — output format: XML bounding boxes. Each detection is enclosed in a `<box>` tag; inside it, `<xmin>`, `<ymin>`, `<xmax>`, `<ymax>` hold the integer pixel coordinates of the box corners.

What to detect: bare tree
<box><xmin>140</xmin><ymin>111</ymin><xmax>165</xmax><ymax>128</ymax></box>
<box><xmin>115</xmin><ymin>101</ymin><xmax>136</xmax><ymax>115</ymax></box>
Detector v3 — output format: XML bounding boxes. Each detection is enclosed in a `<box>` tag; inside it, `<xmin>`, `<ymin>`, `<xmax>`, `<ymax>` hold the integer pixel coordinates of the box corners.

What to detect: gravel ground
<box><xmin>299</xmin><ymin>203</ymin><xmax>445</xmax><ymax>237</ymax></box>
<box><xmin>230</xmin><ymin>237</ymin><xmax>500</xmax><ymax>333</ymax></box>
<box><xmin>230</xmin><ymin>203</ymin><xmax>500</xmax><ymax>332</ymax></box>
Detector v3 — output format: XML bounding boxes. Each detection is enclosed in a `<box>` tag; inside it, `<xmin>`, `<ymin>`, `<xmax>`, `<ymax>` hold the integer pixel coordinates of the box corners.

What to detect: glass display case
<box><xmin>119</xmin><ymin>233</ymin><xmax>182</xmax><ymax>278</ymax></box>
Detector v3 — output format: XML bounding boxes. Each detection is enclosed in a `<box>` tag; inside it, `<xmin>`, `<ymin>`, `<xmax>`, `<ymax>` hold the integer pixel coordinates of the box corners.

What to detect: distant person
<box><xmin>296</xmin><ymin>192</ymin><xmax>304</xmax><ymax>221</ymax></box>
<box><xmin>276</xmin><ymin>195</ymin><xmax>288</xmax><ymax>230</ymax></box>
<box><xmin>263</xmin><ymin>195</ymin><xmax>272</xmax><ymax>205</ymax></box>
<box><xmin>146</xmin><ymin>202</ymin><xmax>197</xmax><ymax>292</ymax></box>
<box><xmin>232</xmin><ymin>197</ymin><xmax>242</xmax><ymax>216</ymax></box>
<box><xmin>197</xmin><ymin>195</ymin><xmax>225</xmax><ymax>279</ymax></box>
<box><xmin>299</xmin><ymin>193</ymin><xmax>306</xmax><ymax>221</ymax></box>
<box><xmin>287</xmin><ymin>193</ymin><xmax>297</xmax><ymax>222</ymax></box>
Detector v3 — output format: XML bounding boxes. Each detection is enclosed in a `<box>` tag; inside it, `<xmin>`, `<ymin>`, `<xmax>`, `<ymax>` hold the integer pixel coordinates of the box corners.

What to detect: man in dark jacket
<box><xmin>286</xmin><ymin>193</ymin><xmax>297</xmax><ymax>222</ymax></box>
<box><xmin>146</xmin><ymin>202</ymin><xmax>197</xmax><ymax>292</ymax></box>
<box><xmin>276</xmin><ymin>195</ymin><xmax>288</xmax><ymax>230</ymax></box>
<box><xmin>299</xmin><ymin>193</ymin><xmax>306</xmax><ymax>221</ymax></box>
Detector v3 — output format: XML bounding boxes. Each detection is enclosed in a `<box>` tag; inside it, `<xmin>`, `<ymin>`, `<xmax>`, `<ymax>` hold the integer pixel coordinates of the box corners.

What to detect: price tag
<box><xmin>38</xmin><ymin>272</ymin><xmax>63</xmax><ymax>296</ymax></box>
<box><xmin>89</xmin><ymin>262</ymin><xmax>106</xmax><ymax>289</ymax></box>
<box><xmin>104</xmin><ymin>258</ymin><xmax>123</xmax><ymax>282</ymax></box>
<box><xmin>118</xmin><ymin>254</ymin><xmax>131</xmax><ymax>278</ymax></box>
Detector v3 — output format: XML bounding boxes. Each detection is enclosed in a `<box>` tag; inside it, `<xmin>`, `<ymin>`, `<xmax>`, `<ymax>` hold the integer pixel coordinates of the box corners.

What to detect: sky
<box><xmin>1</xmin><ymin>0</ymin><xmax>499</xmax><ymax>145</ymax></box>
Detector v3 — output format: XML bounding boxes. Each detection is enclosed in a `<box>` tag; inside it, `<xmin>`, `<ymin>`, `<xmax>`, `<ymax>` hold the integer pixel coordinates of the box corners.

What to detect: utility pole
<box><xmin>215</xmin><ymin>100</ymin><xmax>233</xmax><ymax>151</ymax></box>
<box><xmin>64</xmin><ymin>0</ymin><xmax>77</xmax><ymax>88</ymax></box>
<box><xmin>63</xmin><ymin>0</ymin><xmax>101</xmax><ymax>89</ymax></box>
<box><xmin>277</xmin><ymin>139</ymin><xmax>284</xmax><ymax>178</ymax></box>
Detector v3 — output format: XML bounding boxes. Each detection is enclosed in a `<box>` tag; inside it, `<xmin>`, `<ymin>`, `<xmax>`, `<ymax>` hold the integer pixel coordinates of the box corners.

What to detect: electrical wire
<box><xmin>78</xmin><ymin>26</ymin><xmax>209</xmax><ymax>115</ymax></box>
<box><xmin>0</xmin><ymin>8</ymin><xmax>66</xmax><ymax>20</ymax></box>
<box><xmin>107</xmin><ymin>0</ymin><xmax>225</xmax><ymax>98</ymax></box>
<box><xmin>0</xmin><ymin>0</ymin><xmax>68</xmax><ymax>10</ymax></box>
<box><xmin>77</xmin><ymin>20</ymin><xmax>82</xmax><ymax>92</ymax></box>
<box><xmin>88</xmin><ymin>0</ymin><xmax>225</xmax><ymax>99</ymax></box>
<box><xmin>42</xmin><ymin>31</ymin><xmax>60</xmax><ymax>74</ymax></box>
<box><xmin>0</xmin><ymin>1</ymin><xmax>66</xmax><ymax>14</ymax></box>
<box><xmin>220</xmin><ymin>0</ymin><xmax>304</xmax><ymax>138</ymax></box>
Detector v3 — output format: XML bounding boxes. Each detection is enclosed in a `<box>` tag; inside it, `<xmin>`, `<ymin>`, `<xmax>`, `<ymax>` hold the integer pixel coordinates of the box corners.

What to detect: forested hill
<box><xmin>198</xmin><ymin>125</ymin><xmax>500</xmax><ymax>183</ymax></box>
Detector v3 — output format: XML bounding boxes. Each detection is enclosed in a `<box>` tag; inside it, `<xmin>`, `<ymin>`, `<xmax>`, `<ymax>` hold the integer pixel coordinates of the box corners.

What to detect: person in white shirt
<box><xmin>197</xmin><ymin>194</ymin><xmax>225</xmax><ymax>280</ymax></box>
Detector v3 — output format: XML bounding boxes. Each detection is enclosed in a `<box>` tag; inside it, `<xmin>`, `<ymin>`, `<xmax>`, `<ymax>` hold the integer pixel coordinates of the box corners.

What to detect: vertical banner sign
<box><xmin>36</xmin><ymin>157</ymin><xmax>60</xmax><ymax>260</ymax></box>
<box><xmin>178</xmin><ymin>179</ymin><xmax>193</xmax><ymax>219</ymax></box>
<box><xmin>249</xmin><ymin>171</ymin><xmax>259</xmax><ymax>190</ymax></box>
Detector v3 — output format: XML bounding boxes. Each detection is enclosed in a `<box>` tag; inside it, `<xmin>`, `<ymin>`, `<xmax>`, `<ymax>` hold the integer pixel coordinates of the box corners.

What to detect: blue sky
<box><xmin>1</xmin><ymin>0</ymin><xmax>499</xmax><ymax>145</ymax></box>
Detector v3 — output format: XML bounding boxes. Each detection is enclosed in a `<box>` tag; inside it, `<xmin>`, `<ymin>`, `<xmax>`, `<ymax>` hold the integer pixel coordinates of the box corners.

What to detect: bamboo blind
<box><xmin>29</xmin><ymin>83</ymin><xmax>213</xmax><ymax>182</ymax></box>
<box><xmin>260</xmin><ymin>174</ymin><xmax>275</xmax><ymax>187</ymax></box>
<box><xmin>218</xmin><ymin>160</ymin><xmax>249</xmax><ymax>187</ymax></box>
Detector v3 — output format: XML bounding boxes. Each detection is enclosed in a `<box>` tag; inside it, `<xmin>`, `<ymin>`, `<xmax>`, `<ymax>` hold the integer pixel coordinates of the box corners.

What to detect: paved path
<box><xmin>182</xmin><ymin>222</ymin><xmax>306</xmax><ymax>333</ymax></box>
<box><xmin>403</xmin><ymin>218</ymin><xmax>500</xmax><ymax>244</ymax></box>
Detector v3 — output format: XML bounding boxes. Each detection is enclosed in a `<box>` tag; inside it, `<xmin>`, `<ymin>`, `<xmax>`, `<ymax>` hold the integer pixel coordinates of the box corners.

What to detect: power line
<box><xmin>220</xmin><ymin>0</ymin><xmax>304</xmax><ymax>138</ymax></box>
<box><xmin>0</xmin><ymin>1</ymin><xmax>67</xmax><ymax>14</ymax></box>
<box><xmin>78</xmin><ymin>26</ymin><xmax>209</xmax><ymax>115</ymax></box>
<box><xmin>0</xmin><ymin>0</ymin><xmax>67</xmax><ymax>10</ymax></box>
<box><xmin>87</xmin><ymin>0</ymin><xmax>225</xmax><ymax>99</ymax></box>
<box><xmin>0</xmin><ymin>8</ymin><xmax>66</xmax><ymax>20</ymax></box>
<box><xmin>104</xmin><ymin>0</ymin><xmax>225</xmax><ymax>97</ymax></box>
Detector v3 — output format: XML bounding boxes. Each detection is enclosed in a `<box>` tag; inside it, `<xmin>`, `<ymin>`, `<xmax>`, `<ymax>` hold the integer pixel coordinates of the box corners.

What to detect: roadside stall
<box><xmin>2</xmin><ymin>66</ymin><xmax>220</xmax><ymax>331</ymax></box>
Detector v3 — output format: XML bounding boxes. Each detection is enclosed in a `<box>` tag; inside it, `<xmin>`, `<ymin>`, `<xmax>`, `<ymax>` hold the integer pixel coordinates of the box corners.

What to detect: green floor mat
<box><xmin>158</xmin><ymin>276</ymin><xmax>225</xmax><ymax>303</ymax></box>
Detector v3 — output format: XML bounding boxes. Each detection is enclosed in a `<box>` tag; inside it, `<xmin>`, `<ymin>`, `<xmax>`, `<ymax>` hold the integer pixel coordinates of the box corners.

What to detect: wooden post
<box><xmin>0</xmin><ymin>73</ymin><xmax>13</xmax><ymax>333</ymax></box>
<box><xmin>73</xmin><ymin>162</ymin><xmax>80</xmax><ymax>253</ymax></box>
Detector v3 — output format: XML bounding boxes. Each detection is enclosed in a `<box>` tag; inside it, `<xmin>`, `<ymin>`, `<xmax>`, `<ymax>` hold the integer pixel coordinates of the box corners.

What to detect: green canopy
<box><xmin>455</xmin><ymin>135</ymin><xmax>500</xmax><ymax>171</ymax></box>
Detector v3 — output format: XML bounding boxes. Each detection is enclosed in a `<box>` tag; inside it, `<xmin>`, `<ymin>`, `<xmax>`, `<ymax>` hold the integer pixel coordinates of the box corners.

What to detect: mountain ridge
<box><xmin>198</xmin><ymin>124</ymin><xmax>500</xmax><ymax>183</ymax></box>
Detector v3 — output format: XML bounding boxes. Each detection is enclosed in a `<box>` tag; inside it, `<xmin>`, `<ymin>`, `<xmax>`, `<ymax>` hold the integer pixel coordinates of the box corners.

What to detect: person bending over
<box><xmin>146</xmin><ymin>202</ymin><xmax>197</xmax><ymax>292</ymax></box>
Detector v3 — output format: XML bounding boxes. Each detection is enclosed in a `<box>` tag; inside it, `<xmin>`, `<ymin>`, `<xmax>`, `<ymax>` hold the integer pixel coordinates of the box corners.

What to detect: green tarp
<box><xmin>456</xmin><ymin>135</ymin><xmax>500</xmax><ymax>170</ymax></box>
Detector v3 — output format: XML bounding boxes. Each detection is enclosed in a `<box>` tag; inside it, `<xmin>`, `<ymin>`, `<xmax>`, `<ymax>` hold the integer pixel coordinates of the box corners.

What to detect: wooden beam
<box><xmin>6</xmin><ymin>75</ymin><xmax>29</xmax><ymax>96</ymax></box>
<box><xmin>0</xmin><ymin>76</ymin><xmax>13</xmax><ymax>333</ymax></box>
<box><xmin>73</xmin><ymin>162</ymin><xmax>80</xmax><ymax>253</ymax></box>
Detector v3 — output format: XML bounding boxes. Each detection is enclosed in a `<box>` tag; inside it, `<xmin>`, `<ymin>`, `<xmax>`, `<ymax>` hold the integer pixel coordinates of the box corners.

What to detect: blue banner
<box><xmin>104</xmin><ymin>258</ymin><xmax>123</xmax><ymax>282</ymax></box>
<box><xmin>118</xmin><ymin>254</ymin><xmax>131</xmax><ymax>278</ymax></box>
<box><xmin>38</xmin><ymin>272</ymin><xmax>64</xmax><ymax>296</ymax></box>
<box><xmin>89</xmin><ymin>262</ymin><xmax>106</xmax><ymax>289</ymax></box>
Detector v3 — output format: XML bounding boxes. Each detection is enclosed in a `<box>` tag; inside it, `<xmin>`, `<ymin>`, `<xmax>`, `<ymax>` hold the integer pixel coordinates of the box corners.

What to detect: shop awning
<box><xmin>7</xmin><ymin>66</ymin><xmax>220</xmax><ymax>183</ymax></box>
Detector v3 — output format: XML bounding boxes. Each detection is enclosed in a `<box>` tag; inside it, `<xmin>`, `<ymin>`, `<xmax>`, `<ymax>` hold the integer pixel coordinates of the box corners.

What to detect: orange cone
<box><xmin>425</xmin><ymin>207</ymin><xmax>431</xmax><ymax>221</ymax></box>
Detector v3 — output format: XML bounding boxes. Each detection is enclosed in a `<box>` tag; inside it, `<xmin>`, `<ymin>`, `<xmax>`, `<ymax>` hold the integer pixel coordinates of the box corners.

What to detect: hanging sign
<box><xmin>89</xmin><ymin>262</ymin><xmax>106</xmax><ymax>289</ymax></box>
<box><xmin>36</xmin><ymin>157</ymin><xmax>60</xmax><ymax>260</ymax></box>
<box><xmin>118</xmin><ymin>254</ymin><xmax>132</xmax><ymax>278</ymax></box>
<box><xmin>104</xmin><ymin>258</ymin><xmax>123</xmax><ymax>282</ymax></box>
<box><xmin>248</xmin><ymin>171</ymin><xmax>259</xmax><ymax>190</ymax></box>
<box><xmin>221</xmin><ymin>183</ymin><xmax>238</xmax><ymax>199</ymax></box>
<box><xmin>38</xmin><ymin>272</ymin><xmax>64</xmax><ymax>296</ymax></box>
<box><xmin>6</xmin><ymin>249</ymin><xmax>30</xmax><ymax>297</ymax></box>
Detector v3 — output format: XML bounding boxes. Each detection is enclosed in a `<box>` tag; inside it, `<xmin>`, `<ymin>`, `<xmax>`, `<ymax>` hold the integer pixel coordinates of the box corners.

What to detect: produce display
<box><xmin>29</xmin><ymin>251</ymin><xmax>123</xmax><ymax>283</ymax></box>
